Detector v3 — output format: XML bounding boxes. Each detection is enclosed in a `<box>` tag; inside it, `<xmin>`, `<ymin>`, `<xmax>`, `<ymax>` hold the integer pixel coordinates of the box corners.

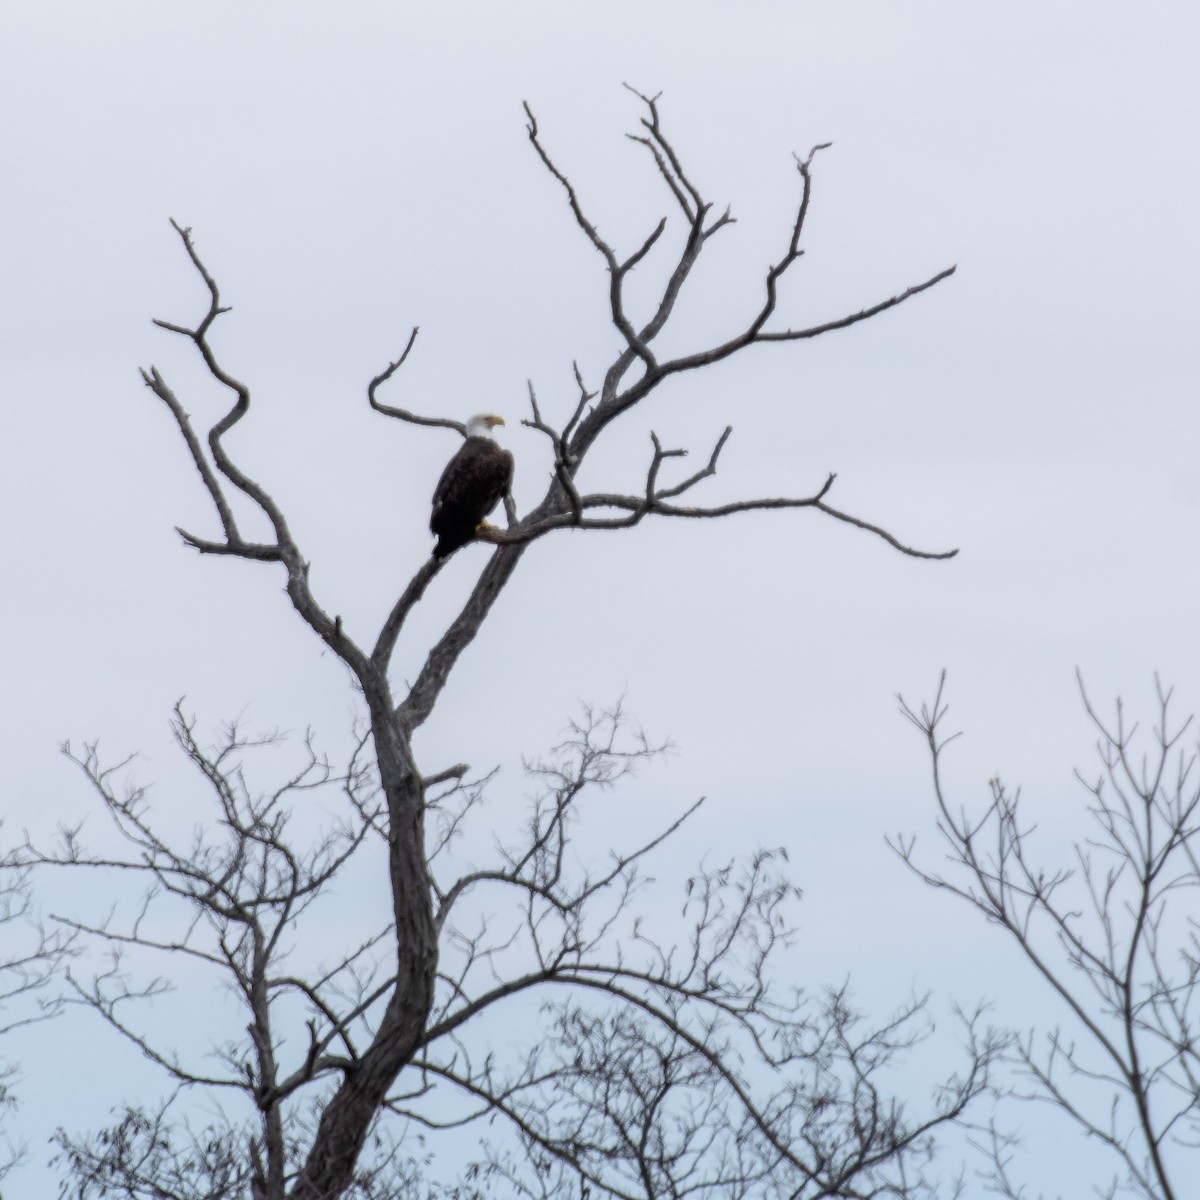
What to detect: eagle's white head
<box><xmin>466</xmin><ymin>413</ymin><xmax>505</xmax><ymax>439</ymax></box>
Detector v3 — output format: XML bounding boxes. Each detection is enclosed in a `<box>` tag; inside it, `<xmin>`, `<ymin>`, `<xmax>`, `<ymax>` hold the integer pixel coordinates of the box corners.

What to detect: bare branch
<box><xmin>523</xmin><ymin>379</ymin><xmax>583</xmax><ymax>523</ymax></box>
<box><xmin>654</xmin><ymin>425</ymin><xmax>732</xmax><ymax>499</ymax></box>
<box><xmin>525</xmin><ymin>100</ymin><xmax>657</xmax><ymax>374</ymax></box>
<box><xmin>473</xmin><ymin>468</ymin><xmax>957</xmax><ymax>562</ymax></box>
<box><xmin>371</xmin><ymin>555</ymin><xmax>445</xmax><ymax>673</ymax></box>
<box><xmin>140</xmin><ymin>365</ymin><xmax>241</xmax><ymax>544</ymax></box>
<box><xmin>757</xmin><ymin>264</ymin><xmax>958</xmax><ymax>343</ymax></box>
<box><xmin>624</xmin><ymin>83</ymin><xmax>704</xmax><ymax>221</ymax></box>
<box><xmin>367</xmin><ymin>328</ymin><xmax>467</xmax><ymax>434</ymax></box>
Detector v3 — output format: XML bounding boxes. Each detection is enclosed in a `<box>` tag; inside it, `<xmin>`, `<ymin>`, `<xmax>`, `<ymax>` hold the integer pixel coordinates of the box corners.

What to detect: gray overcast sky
<box><xmin>2</xmin><ymin>0</ymin><xmax>1199</xmax><ymax>1192</ymax></box>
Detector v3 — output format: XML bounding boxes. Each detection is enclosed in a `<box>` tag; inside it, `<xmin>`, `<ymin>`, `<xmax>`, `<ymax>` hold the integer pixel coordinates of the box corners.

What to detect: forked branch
<box><xmin>475</xmin><ymin>427</ymin><xmax>956</xmax><ymax>561</ymax></box>
<box><xmin>143</xmin><ymin>222</ymin><xmax>373</xmax><ymax>677</ymax></box>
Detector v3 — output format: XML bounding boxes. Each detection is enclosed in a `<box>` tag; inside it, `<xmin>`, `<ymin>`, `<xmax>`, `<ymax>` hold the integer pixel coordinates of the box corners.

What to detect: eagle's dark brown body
<box><xmin>430</xmin><ymin>433</ymin><xmax>514</xmax><ymax>558</ymax></box>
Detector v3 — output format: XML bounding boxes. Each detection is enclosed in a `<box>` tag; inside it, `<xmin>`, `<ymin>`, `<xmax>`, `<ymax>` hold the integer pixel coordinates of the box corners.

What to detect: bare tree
<box><xmin>34</xmin><ymin>90</ymin><xmax>988</xmax><ymax>1199</ymax></box>
<box><xmin>896</xmin><ymin>673</ymin><xmax>1200</xmax><ymax>1200</ymax></box>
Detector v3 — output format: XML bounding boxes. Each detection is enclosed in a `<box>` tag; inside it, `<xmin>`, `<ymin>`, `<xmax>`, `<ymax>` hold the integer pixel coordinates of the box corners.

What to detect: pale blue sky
<box><xmin>2</xmin><ymin>2</ymin><xmax>1198</xmax><ymax>1193</ymax></box>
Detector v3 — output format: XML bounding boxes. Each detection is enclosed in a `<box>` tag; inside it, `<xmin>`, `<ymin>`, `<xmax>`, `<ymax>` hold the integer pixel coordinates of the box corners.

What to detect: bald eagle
<box><xmin>430</xmin><ymin>414</ymin><xmax>515</xmax><ymax>558</ymax></box>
